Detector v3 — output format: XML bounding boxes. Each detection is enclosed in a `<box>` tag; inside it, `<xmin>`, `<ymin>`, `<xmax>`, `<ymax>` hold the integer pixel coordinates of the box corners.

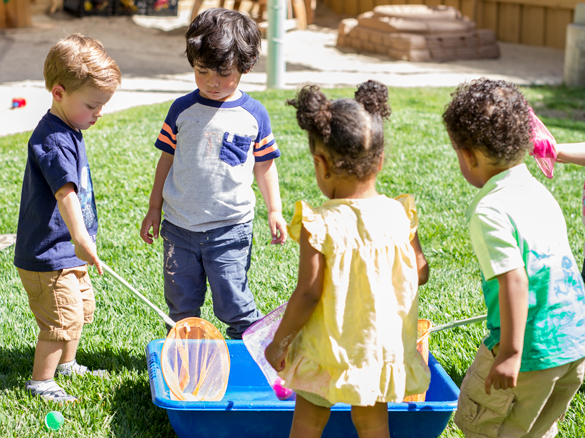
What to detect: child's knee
<box><xmin>351</xmin><ymin>403</ymin><xmax>389</xmax><ymax>434</ymax></box>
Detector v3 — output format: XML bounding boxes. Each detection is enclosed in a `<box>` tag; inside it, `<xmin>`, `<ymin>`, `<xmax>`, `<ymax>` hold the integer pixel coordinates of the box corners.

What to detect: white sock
<box><xmin>56</xmin><ymin>360</ymin><xmax>76</xmax><ymax>371</ymax></box>
<box><xmin>28</xmin><ymin>379</ymin><xmax>53</xmax><ymax>387</ymax></box>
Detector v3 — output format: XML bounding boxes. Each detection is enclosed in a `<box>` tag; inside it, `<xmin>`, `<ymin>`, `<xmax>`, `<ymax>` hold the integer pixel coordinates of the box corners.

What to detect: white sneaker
<box><xmin>25</xmin><ymin>379</ymin><xmax>77</xmax><ymax>403</ymax></box>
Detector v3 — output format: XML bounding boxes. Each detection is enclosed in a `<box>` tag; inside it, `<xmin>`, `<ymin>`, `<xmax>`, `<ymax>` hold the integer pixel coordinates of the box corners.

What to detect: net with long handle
<box><xmin>100</xmin><ymin>263</ymin><xmax>230</xmax><ymax>402</ymax></box>
<box><xmin>162</xmin><ymin>317</ymin><xmax>230</xmax><ymax>401</ymax></box>
<box><xmin>529</xmin><ymin>107</ymin><xmax>557</xmax><ymax>179</ymax></box>
<box><xmin>242</xmin><ymin>303</ymin><xmax>295</xmax><ymax>400</ymax></box>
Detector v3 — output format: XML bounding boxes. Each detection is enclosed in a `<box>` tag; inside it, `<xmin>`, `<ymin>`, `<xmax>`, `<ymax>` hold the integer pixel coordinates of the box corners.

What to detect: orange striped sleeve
<box><xmin>162</xmin><ymin>122</ymin><xmax>177</xmax><ymax>141</ymax></box>
<box><xmin>254</xmin><ymin>144</ymin><xmax>278</xmax><ymax>157</ymax></box>
<box><xmin>158</xmin><ymin>132</ymin><xmax>176</xmax><ymax>149</ymax></box>
<box><xmin>254</xmin><ymin>133</ymin><xmax>275</xmax><ymax>150</ymax></box>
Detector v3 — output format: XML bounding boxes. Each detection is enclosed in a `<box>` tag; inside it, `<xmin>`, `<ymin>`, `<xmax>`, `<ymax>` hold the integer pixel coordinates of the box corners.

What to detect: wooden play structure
<box><xmin>324</xmin><ymin>0</ymin><xmax>578</xmax><ymax>49</ymax></box>
<box><xmin>0</xmin><ymin>0</ymin><xmax>32</xmax><ymax>28</ymax></box>
<box><xmin>336</xmin><ymin>4</ymin><xmax>499</xmax><ymax>61</ymax></box>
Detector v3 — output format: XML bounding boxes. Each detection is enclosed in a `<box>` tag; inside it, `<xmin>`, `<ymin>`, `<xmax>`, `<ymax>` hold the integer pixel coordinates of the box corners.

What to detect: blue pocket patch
<box><xmin>220</xmin><ymin>132</ymin><xmax>252</xmax><ymax>166</ymax></box>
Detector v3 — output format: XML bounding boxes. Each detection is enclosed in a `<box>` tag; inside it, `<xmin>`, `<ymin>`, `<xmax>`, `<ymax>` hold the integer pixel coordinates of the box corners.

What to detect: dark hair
<box><xmin>286</xmin><ymin>80</ymin><xmax>391</xmax><ymax>180</ymax></box>
<box><xmin>442</xmin><ymin>78</ymin><xmax>532</xmax><ymax>165</ymax></box>
<box><xmin>185</xmin><ymin>8</ymin><xmax>261</xmax><ymax>73</ymax></box>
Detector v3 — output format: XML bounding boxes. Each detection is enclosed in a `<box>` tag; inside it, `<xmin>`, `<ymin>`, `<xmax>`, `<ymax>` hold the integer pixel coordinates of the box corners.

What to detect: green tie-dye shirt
<box><xmin>466</xmin><ymin>164</ymin><xmax>585</xmax><ymax>372</ymax></box>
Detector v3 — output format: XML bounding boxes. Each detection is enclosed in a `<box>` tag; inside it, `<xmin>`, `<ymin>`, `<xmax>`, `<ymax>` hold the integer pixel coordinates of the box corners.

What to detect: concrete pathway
<box><xmin>0</xmin><ymin>5</ymin><xmax>565</xmax><ymax>137</ymax></box>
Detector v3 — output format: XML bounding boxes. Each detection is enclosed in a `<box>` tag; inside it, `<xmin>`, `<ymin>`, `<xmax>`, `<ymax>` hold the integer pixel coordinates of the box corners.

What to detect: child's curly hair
<box><xmin>287</xmin><ymin>80</ymin><xmax>391</xmax><ymax>180</ymax></box>
<box><xmin>442</xmin><ymin>78</ymin><xmax>532</xmax><ymax>166</ymax></box>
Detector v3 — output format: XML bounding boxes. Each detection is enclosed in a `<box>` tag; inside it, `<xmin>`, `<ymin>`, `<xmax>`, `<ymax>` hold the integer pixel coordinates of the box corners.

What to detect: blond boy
<box><xmin>14</xmin><ymin>34</ymin><xmax>121</xmax><ymax>402</ymax></box>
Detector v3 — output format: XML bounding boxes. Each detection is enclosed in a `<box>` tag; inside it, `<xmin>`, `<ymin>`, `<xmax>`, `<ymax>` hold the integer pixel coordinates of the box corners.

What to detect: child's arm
<box><xmin>410</xmin><ymin>231</ymin><xmax>429</xmax><ymax>286</ymax></box>
<box><xmin>140</xmin><ymin>151</ymin><xmax>174</xmax><ymax>244</ymax></box>
<box><xmin>265</xmin><ymin>226</ymin><xmax>324</xmax><ymax>371</ymax></box>
<box><xmin>556</xmin><ymin>142</ymin><xmax>585</xmax><ymax>165</ymax></box>
<box><xmin>55</xmin><ymin>182</ymin><xmax>103</xmax><ymax>275</ymax></box>
<box><xmin>484</xmin><ymin>267</ymin><xmax>528</xmax><ymax>395</ymax></box>
<box><xmin>254</xmin><ymin>159</ymin><xmax>287</xmax><ymax>245</ymax></box>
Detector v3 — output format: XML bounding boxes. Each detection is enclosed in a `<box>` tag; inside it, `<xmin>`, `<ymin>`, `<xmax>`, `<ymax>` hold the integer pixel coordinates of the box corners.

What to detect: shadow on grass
<box><xmin>110</xmin><ymin>374</ymin><xmax>176</xmax><ymax>438</ymax></box>
<box><xmin>0</xmin><ymin>345</ymin><xmax>146</xmax><ymax>388</ymax></box>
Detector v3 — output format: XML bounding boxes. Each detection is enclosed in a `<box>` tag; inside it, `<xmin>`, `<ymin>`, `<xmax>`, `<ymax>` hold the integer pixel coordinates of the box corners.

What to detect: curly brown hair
<box><xmin>286</xmin><ymin>80</ymin><xmax>391</xmax><ymax>180</ymax></box>
<box><xmin>442</xmin><ymin>78</ymin><xmax>532</xmax><ymax>166</ymax></box>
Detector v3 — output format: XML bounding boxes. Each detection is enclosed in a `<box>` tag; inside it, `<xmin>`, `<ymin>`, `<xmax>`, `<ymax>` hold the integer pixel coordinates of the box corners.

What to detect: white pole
<box><xmin>267</xmin><ymin>0</ymin><xmax>286</xmax><ymax>89</ymax></box>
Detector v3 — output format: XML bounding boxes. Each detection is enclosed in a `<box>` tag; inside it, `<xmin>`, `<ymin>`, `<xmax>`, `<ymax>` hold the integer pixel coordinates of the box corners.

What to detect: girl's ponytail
<box><xmin>287</xmin><ymin>86</ymin><xmax>333</xmax><ymax>143</ymax></box>
<box><xmin>355</xmin><ymin>80</ymin><xmax>391</xmax><ymax>120</ymax></box>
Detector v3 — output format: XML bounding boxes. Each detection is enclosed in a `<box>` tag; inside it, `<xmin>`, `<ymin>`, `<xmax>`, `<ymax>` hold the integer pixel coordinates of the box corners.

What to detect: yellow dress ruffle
<box><xmin>280</xmin><ymin>195</ymin><xmax>430</xmax><ymax>406</ymax></box>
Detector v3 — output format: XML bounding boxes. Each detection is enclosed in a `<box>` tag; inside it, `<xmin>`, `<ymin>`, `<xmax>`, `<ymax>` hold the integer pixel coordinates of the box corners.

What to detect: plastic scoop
<box><xmin>242</xmin><ymin>303</ymin><xmax>295</xmax><ymax>401</ymax></box>
<box><xmin>529</xmin><ymin>107</ymin><xmax>557</xmax><ymax>179</ymax></box>
<box><xmin>101</xmin><ymin>262</ymin><xmax>230</xmax><ymax>401</ymax></box>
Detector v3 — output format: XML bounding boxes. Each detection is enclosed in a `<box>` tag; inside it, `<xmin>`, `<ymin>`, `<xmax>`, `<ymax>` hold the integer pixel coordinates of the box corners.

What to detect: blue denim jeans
<box><xmin>160</xmin><ymin>219</ymin><xmax>262</xmax><ymax>339</ymax></box>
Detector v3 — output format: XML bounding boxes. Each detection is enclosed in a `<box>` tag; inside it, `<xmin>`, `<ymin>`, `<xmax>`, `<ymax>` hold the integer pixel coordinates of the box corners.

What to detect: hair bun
<box><xmin>287</xmin><ymin>85</ymin><xmax>333</xmax><ymax>143</ymax></box>
<box><xmin>355</xmin><ymin>80</ymin><xmax>391</xmax><ymax>119</ymax></box>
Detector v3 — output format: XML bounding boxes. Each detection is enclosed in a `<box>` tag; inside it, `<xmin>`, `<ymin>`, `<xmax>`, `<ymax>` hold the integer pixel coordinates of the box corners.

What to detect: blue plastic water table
<box><xmin>147</xmin><ymin>339</ymin><xmax>459</xmax><ymax>438</ymax></box>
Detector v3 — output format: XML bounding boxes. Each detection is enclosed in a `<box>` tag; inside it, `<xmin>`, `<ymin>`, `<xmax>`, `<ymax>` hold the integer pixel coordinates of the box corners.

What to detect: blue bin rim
<box><xmin>146</xmin><ymin>339</ymin><xmax>459</xmax><ymax>412</ymax></box>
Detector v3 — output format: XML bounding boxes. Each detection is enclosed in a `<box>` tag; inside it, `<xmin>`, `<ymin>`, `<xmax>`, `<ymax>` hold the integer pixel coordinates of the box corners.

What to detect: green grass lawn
<box><xmin>1</xmin><ymin>84</ymin><xmax>585</xmax><ymax>437</ymax></box>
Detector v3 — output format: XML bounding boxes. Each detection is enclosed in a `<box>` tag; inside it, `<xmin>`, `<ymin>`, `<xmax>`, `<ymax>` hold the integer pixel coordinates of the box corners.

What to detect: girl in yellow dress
<box><xmin>265</xmin><ymin>80</ymin><xmax>431</xmax><ymax>438</ymax></box>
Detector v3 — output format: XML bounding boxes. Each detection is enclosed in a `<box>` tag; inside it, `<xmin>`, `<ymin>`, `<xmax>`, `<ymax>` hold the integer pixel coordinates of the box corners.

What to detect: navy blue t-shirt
<box><xmin>14</xmin><ymin>111</ymin><xmax>98</xmax><ymax>272</ymax></box>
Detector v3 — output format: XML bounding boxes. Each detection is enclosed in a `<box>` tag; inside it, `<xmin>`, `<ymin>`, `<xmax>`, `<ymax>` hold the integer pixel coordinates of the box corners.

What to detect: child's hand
<box><xmin>74</xmin><ymin>238</ymin><xmax>103</xmax><ymax>275</ymax></box>
<box><xmin>484</xmin><ymin>351</ymin><xmax>521</xmax><ymax>395</ymax></box>
<box><xmin>265</xmin><ymin>340</ymin><xmax>287</xmax><ymax>372</ymax></box>
<box><xmin>141</xmin><ymin>208</ymin><xmax>162</xmax><ymax>244</ymax></box>
<box><xmin>268</xmin><ymin>211</ymin><xmax>288</xmax><ymax>245</ymax></box>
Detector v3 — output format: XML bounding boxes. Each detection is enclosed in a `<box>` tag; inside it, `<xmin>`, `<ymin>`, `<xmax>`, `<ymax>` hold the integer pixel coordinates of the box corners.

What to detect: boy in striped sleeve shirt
<box><xmin>140</xmin><ymin>8</ymin><xmax>287</xmax><ymax>338</ymax></box>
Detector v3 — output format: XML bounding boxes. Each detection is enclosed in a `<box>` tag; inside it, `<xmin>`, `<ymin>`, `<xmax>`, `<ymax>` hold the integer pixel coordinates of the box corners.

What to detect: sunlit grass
<box><xmin>1</xmin><ymin>84</ymin><xmax>585</xmax><ymax>437</ymax></box>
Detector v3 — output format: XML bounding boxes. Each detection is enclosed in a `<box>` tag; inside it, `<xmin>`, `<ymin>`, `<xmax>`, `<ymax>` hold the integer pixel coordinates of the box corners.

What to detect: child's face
<box><xmin>194</xmin><ymin>65</ymin><xmax>242</xmax><ymax>102</ymax></box>
<box><xmin>54</xmin><ymin>85</ymin><xmax>115</xmax><ymax>131</ymax></box>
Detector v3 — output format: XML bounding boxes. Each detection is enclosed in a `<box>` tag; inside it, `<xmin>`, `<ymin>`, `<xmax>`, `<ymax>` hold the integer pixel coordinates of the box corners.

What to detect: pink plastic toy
<box><xmin>529</xmin><ymin>107</ymin><xmax>557</xmax><ymax>179</ymax></box>
<box><xmin>242</xmin><ymin>303</ymin><xmax>296</xmax><ymax>401</ymax></box>
<box><xmin>273</xmin><ymin>376</ymin><xmax>295</xmax><ymax>401</ymax></box>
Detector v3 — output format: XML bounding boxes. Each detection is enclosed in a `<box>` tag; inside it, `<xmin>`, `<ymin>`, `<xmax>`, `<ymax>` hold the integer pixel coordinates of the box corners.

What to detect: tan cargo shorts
<box><xmin>17</xmin><ymin>266</ymin><xmax>95</xmax><ymax>342</ymax></box>
<box><xmin>455</xmin><ymin>343</ymin><xmax>585</xmax><ymax>438</ymax></box>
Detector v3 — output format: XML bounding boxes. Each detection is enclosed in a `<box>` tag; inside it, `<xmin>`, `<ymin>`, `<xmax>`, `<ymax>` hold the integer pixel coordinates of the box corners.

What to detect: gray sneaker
<box><xmin>25</xmin><ymin>379</ymin><xmax>78</xmax><ymax>403</ymax></box>
<box><xmin>55</xmin><ymin>359</ymin><xmax>108</xmax><ymax>377</ymax></box>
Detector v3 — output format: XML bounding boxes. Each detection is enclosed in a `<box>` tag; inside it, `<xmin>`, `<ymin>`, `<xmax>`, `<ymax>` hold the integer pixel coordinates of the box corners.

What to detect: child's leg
<box><xmin>456</xmin><ymin>344</ymin><xmax>585</xmax><ymax>438</ymax></box>
<box><xmin>32</xmin><ymin>339</ymin><xmax>80</xmax><ymax>380</ymax></box>
<box><xmin>161</xmin><ymin>220</ymin><xmax>208</xmax><ymax>324</ymax></box>
<box><xmin>351</xmin><ymin>403</ymin><xmax>390</xmax><ymax>438</ymax></box>
<box><xmin>202</xmin><ymin>221</ymin><xmax>262</xmax><ymax>338</ymax></box>
<box><xmin>19</xmin><ymin>266</ymin><xmax>103</xmax><ymax>381</ymax></box>
<box><xmin>290</xmin><ymin>393</ymin><xmax>331</xmax><ymax>438</ymax></box>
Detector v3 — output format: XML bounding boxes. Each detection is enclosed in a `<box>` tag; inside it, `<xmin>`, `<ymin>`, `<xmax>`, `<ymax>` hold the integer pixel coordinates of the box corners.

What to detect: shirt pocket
<box><xmin>219</xmin><ymin>132</ymin><xmax>253</xmax><ymax>166</ymax></box>
<box><xmin>454</xmin><ymin>371</ymin><xmax>516</xmax><ymax>437</ymax></box>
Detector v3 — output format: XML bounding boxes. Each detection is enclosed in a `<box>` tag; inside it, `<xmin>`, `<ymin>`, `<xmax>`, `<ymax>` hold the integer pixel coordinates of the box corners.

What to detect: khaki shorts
<box><xmin>455</xmin><ymin>343</ymin><xmax>585</xmax><ymax>438</ymax></box>
<box><xmin>18</xmin><ymin>266</ymin><xmax>95</xmax><ymax>342</ymax></box>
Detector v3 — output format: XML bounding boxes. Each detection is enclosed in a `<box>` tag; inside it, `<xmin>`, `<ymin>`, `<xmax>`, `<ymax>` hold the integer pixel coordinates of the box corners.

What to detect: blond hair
<box><xmin>44</xmin><ymin>33</ymin><xmax>121</xmax><ymax>93</ymax></box>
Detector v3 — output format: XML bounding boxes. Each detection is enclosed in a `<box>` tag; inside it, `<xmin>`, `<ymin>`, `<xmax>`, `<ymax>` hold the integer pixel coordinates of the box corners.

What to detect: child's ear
<box><xmin>461</xmin><ymin>148</ymin><xmax>478</xmax><ymax>169</ymax></box>
<box><xmin>376</xmin><ymin>151</ymin><xmax>384</xmax><ymax>172</ymax></box>
<box><xmin>313</xmin><ymin>154</ymin><xmax>330</xmax><ymax>179</ymax></box>
<box><xmin>51</xmin><ymin>85</ymin><xmax>66</xmax><ymax>102</ymax></box>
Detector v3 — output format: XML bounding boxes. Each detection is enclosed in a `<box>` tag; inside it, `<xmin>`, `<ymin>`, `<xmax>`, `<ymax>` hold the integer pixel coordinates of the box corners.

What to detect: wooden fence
<box><xmin>323</xmin><ymin>0</ymin><xmax>579</xmax><ymax>48</ymax></box>
<box><xmin>0</xmin><ymin>0</ymin><xmax>32</xmax><ymax>28</ymax></box>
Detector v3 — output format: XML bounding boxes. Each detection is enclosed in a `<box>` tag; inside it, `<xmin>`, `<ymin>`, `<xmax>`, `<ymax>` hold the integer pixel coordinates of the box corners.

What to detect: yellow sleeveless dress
<box><xmin>278</xmin><ymin>194</ymin><xmax>431</xmax><ymax>406</ymax></box>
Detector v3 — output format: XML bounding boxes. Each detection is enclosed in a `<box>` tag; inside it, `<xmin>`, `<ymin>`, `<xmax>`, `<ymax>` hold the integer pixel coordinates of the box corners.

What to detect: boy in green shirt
<box><xmin>443</xmin><ymin>78</ymin><xmax>585</xmax><ymax>437</ymax></box>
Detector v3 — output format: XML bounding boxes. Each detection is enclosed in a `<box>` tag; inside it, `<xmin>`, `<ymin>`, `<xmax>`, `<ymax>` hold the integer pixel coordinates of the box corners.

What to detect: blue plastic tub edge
<box><xmin>147</xmin><ymin>339</ymin><xmax>460</xmax><ymax>438</ymax></box>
